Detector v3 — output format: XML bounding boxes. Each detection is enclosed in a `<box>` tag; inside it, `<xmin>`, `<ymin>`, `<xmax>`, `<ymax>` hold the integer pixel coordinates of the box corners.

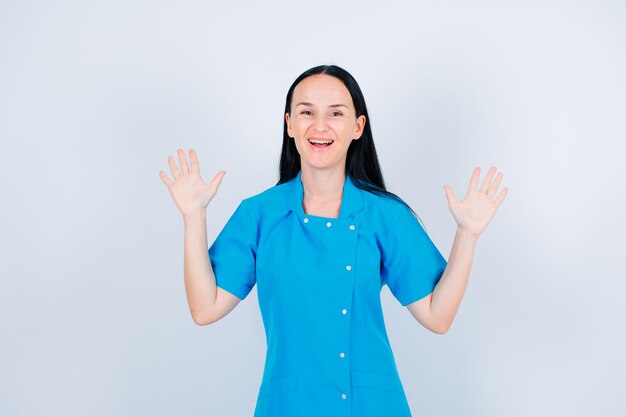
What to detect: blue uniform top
<box><xmin>208</xmin><ymin>169</ymin><xmax>448</xmax><ymax>417</ymax></box>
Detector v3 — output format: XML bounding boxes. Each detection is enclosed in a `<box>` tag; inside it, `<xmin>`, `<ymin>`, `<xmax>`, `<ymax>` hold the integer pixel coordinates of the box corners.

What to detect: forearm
<box><xmin>429</xmin><ymin>226</ymin><xmax>478</xmax><ymax>333</ymax></box>
<box><xmin>183</xmin><ymin>210</ymin><xmax>217</xmax><ymax>324</ymax></box>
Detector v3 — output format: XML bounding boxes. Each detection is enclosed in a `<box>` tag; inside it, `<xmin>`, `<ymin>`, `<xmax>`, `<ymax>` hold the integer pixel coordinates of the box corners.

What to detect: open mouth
<box><xmin>308</xmin><ymin>138</ymin><xmax>335</xmax><ymax>148</ymax></box>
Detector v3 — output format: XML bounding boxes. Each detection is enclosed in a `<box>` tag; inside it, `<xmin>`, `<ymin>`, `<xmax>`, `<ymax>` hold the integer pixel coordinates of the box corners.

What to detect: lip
<box><xmin>307</xmin><ymin>137</ymin><xmax>335</xmax><ymax>152</ymax></box>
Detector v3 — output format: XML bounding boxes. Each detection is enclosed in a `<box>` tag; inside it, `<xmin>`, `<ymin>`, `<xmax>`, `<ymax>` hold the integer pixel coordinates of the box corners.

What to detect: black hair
<box><xmin>277</xmin><ymin>64</ymin><xmax>426</xmax><ymax>229</ymax></box>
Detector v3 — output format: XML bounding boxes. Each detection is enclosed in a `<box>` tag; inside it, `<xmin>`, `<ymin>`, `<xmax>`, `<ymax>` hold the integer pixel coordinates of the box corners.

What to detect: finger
<box><xmin>178</xmin><ymin>149</ymin><xmax>190</xmax><ymax>175</ymax></box>
<box><xmin>189</xmin><ymin>149</ymin><xmax>201</xmax><ymax>175</ymax></box>
<box><xmin>159</xmin><ymin>170</ymin><xmax>173</xmax><ymax>188</ymax></box>
<box><xmin>168</xmin><ymin>155</ymin><xmax>181</xmax><ymax>179</ymax></box>
<box><xmin>209</xmin><ymin>170</ymin><xmax>226</xmax><ymax>192</ymax></box>
<box><xmin>468</xmin><ymin>167</ymin><xmax>481</xmax><ymax>193</ymax></box>
<box><xmin>480</xmin><ymin>166</ymin><xmax>497</xmax><ymax>193</ymax></box>
<box><xmin>487</xmin><ymin>172</ymin><xmax>504</xmax><ymax>198</ymax></box>
<box><xmin>444</xmin><ymin>184</ymin><xmax>458</xmax><ymax>208</ymax></box>
<box><xmin>493</xmin><ymin>187</ymin><xmax>509</xmax><ymax>209</ymax></box>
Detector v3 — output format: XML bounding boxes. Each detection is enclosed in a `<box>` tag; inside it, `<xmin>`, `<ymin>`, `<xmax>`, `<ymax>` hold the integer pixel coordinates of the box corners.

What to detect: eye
<box><xmin>301</xmin><ymin>110</ymin><xmax>313</xmax><ymax>115</ymax></box>
<box><xmin>331</xmin><ymin>111</ymin><xmax>343</xmax><ymax>116</ymax></box>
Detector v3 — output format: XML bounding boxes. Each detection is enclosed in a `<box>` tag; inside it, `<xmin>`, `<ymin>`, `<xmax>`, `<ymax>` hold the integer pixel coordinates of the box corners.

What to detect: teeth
<box><xmin>309</xmin><ymin>139</ymin><xmax>334</xmax><ymax>145</ymax></box>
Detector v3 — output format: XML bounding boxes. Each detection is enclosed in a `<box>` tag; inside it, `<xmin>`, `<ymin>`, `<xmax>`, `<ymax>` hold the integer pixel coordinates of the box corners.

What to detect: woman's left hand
<box><xmin>444</xmin><ymin>166</ymin><xmax>508</xmax><ymax>238</ymax></box>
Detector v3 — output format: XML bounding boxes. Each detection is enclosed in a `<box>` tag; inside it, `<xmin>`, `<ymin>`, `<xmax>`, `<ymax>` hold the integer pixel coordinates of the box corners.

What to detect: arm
<box><xmin>159</xmin><ymin>148</ymin><xmax>240</xmax><ymax>326</ymax></box>
<box><xmin>183</xmin><ymin>210</ymin><xmax>241</xmax><ymax>326</ymax></box>
<box><xmin>407</xmin><ymin>226</ymin><xmax>477</xmax><ymax>334</ymax></box>
<box><xmin>407</xmin><ymin>166</ymin><xmax>508</xmax><ymax>334</ymax></box>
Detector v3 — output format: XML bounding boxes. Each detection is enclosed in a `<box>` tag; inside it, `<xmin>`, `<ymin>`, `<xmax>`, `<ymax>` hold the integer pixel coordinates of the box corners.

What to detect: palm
<box><xmin>173</xmin><ymin>170</ymin><xmax>212</xmax><ymax>211</ymax></box>
<box><xmin>444</xmin><ymin>167</ymin><xmax>508</xmax><ymax>237</ymax></box>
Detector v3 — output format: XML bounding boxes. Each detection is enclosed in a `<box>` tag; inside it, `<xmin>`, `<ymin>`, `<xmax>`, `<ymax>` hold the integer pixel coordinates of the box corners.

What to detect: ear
<box><xmin>285</xmin><ymin>112</ymin><xmax>293</xmax><ymax>138</ymax></box>
<box><xmin>353</xmin><ymin>115</ymin><xmax>366</xmax><ymax>140</ymax></box>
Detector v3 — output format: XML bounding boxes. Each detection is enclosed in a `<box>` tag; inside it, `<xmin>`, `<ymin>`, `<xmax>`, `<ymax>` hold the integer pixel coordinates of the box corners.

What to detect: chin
<box><xmin>300</xmin><ymin>158</ymin><xmax>344</xmax><ymax>171</ymax></box>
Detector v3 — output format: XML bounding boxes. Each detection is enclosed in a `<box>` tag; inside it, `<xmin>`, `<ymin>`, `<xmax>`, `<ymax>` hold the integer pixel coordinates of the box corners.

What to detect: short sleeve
<box><xmin>208</xmin><ymin>198</ymin><xmax>258</xmax><ymax>301</ymax></box>
<box><xmin>380</xmin><ymin>203</ymin><xmax>448</xmax><ymax>306</ymax></box>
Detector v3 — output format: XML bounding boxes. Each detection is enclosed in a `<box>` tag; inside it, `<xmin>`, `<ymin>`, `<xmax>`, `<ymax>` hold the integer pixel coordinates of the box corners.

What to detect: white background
<box><xmin>1</xmin><ymin>0</ymin><xmax>624</xmax><ymax>416</ymax></box>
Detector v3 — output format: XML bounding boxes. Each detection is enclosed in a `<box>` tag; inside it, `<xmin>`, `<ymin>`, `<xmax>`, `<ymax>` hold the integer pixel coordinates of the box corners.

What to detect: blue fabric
<box><xmin>208</xmin><ymin>169</ymin><xmax>448</xmax><ymax>417</ymax></box>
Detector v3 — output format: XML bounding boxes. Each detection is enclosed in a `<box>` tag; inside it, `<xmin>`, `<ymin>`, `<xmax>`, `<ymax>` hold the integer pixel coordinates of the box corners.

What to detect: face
<box><xmin>285</xmin><ymin>74</ymin><xmax>366</xmax><ymax>173</ymax></box>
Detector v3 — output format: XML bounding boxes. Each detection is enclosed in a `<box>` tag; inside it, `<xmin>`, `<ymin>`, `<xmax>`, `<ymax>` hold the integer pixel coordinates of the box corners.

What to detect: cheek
<box><xmin>294</xmin><ymin>122</ymin><xmax>315</xmax><ymax>138</ymax></box>
<box><xmin>334</xmin><ymin>120</ymin><xmax>353</xmax><ymax>133</ymax></box>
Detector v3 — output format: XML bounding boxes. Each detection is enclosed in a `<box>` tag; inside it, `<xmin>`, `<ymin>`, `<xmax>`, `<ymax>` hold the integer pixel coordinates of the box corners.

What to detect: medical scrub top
<box><xmin>208</xmin><ymin>169</ymin><xmax>448</xmax><ymax>417</ymax></box>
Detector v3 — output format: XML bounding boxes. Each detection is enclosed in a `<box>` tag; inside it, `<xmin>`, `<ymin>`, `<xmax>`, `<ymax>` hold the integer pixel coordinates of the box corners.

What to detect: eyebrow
<box><xmin>295</xmin><ymin>102</ymin><xmax>349</xmax><ymax>109</ymax></box>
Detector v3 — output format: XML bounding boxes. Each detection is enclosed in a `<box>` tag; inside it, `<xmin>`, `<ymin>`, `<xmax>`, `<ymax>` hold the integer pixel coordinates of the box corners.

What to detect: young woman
<box><xmin>159</xmin><ymin>64</ymin><xmax>508</xmax><ymax>417</ymax></box>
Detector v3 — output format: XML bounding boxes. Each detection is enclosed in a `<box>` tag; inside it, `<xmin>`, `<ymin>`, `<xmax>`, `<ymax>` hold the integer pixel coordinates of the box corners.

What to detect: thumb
<box><xmin>210</xmin><ymin>170</ymin><xmax>226</xmax><ymax>191</ymax></box>
<box><xmin>444</xmin><ymin>184</ymin><xmax>458</xmax><ymax>209</ymax></box>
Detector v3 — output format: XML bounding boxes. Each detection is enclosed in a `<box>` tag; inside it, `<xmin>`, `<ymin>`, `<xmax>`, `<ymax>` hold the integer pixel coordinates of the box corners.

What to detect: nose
<box><xmin>313</xmin><ymin>117</ymin><xmax>329</xmax><ymax>134</ymax></box>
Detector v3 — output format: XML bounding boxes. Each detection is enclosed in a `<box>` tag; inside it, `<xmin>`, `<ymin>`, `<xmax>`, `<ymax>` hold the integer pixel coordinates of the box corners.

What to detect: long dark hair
<box><xmin>277</xmin><ymin>64</ymin><xmax>425</xmax><ymax>228</ymax></box>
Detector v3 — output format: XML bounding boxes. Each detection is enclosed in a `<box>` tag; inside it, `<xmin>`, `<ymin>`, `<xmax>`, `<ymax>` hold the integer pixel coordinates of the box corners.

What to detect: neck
<box><xmin>300</xmin><ymin>165</ymin><xmax>346</xmax><ymax>201</ymax></box>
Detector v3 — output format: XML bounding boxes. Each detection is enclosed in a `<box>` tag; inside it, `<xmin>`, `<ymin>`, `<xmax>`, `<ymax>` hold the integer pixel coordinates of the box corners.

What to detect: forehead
<box><xmin>292</xmin><ymin>74</ymin><xmax>353</xmax><ymax>107</ymax></box>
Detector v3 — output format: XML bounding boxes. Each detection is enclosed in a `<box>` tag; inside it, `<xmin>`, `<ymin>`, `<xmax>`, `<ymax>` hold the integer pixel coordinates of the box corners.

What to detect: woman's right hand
<box><xmin>159</xmin><ymin>149</ymin><xmax>226</xmax><ymax>217</ymax></box>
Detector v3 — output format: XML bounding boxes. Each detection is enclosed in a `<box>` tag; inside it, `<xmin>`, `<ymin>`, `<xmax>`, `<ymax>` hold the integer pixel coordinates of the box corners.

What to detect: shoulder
<box><xmin>239</xmin><ymin>180</ymin><xmax>293</xmax><ymax>214</ymax></box>
<box><xmin>358</xmin><ymin>187</ymin><xmax>423</xmax><ymax>238</ymax></box>
<box><xmin>360</xmin><ymin>186</ymin><xmax>414</xmax><ymax>219</ymax></box>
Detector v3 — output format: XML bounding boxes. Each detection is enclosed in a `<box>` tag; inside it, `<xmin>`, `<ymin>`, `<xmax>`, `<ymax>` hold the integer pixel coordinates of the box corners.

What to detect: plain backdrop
<box><xmin>1</xmin><ymin>1</ymin><xmax>624</xmax><ymax>416</ymax></box>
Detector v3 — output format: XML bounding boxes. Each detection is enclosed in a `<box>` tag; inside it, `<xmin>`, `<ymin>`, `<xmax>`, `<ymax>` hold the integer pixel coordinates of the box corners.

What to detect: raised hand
<box><xmin>443</xmin><ymin>166</ymin><xmax>508</xmax><ymax>238</ymax></box>
<box><xmin>159</xmin><ymin>149</ymin><xmax>226</xmax><ymax>217</ymax></box>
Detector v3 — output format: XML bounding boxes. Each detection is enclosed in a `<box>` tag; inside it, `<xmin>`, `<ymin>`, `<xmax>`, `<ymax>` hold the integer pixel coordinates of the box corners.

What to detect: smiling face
<box><xmin>285</xmin><ymin>74</ymin><xmax>366</xmax><ymax>173</ymax></box>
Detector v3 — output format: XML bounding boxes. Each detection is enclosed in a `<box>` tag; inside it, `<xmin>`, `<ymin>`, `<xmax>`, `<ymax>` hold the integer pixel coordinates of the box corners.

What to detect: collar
<box><xmin>286</xmin><ymin>169</ymin><xmax>364</xmax><ymax>219</ymax></box>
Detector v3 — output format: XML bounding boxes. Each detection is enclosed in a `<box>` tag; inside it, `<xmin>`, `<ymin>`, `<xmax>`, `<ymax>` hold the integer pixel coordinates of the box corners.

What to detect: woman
<box><xmin>159</xmin><ymin>64</ymin><xmax>508</xmax><ymax>417</ymax></box>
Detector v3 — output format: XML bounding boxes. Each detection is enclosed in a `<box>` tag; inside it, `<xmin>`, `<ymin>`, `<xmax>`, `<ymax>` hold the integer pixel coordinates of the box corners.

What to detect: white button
<box><xmin>341</xmin><ymin>308</ymin><xmax>347</xmax><ymax>315</ymax></box>
<box><xmin>349</xmin><ymin>225</ymin><xmax>355</xmax><ymax>230</ymax></box>
<box><xmin>341</xmin><ymin>393</ymin><xmax>347</xmax><ymax>400</ymax></box>
<box><xmin>345</xmin><ymin>265</ymin><xmax>352</xmax><ymax>271</ymax></box>
<box><xmin>303</xmin><ymin>217</ymin><xmax>309</xmax><ymax>223</ymax></box>
<box><xmin>339</xmin><ymin>352</ymin><xmax>345</xmax><ymax>358</ymax></box>
<box><xmin>326</xmin><ymin>221</ymin><xmax>332</xmax><ymax>227</ymax></box>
